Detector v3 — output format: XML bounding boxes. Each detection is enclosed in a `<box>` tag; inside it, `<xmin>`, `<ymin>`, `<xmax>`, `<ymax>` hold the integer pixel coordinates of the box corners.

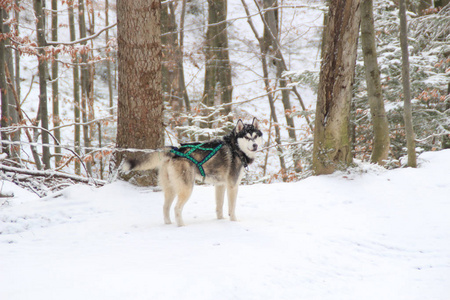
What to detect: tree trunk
<box><xmin>178</xmin><ymin>0</ymin><xmax>190</xmax><ymax>113</ymax></box>
<box><xmin>78</xmin><ymin>0</ymin><xmax>92</xmax><ymax>175</ymax></box>
<box><xmin>203</xmin><ymin>0</ymin><xmax>232</xmax><ymax>120</ymax></box>
<box><xmin>68</xmin><ymin>2</ymin><xmax>81</xmax><ymax>175</ymax></box>
<box><xmin>399</xmin><ymin>0</ymin><xmax>417</xmax><ymax>167</ymax></box>
<box><xmin>161</xmin><ymin>2</ymin><xmax>180</xmax><ymax>112</ymax></box>
<box><xmin>0</xmin><ymin>8</ymin><xmax>9</xmax><ymax>155</ymax></box>
<box><xmin>34</xmin><ymin>0</ymin><xmax>51</xmax><ymax>169</ymax></box>
<box><xmin>52</xmin><ymin>0</ymin><xmax>61</xmax><ymax>165</ymax></box>
<box><xmin>105</xmin><ymin>0</ymin><xmax>114</xmax><ymax>114</ymax></box>
<box><xmin>263</xmin><ymin>0</ymin><xmax>300</xmax><ymax>171</ymax></box>
<box><xmin>360</xmin><ymin>0</ymin><xmax>390</xmax><ymax>165</ymax></box>
<box><xmin>241</xmin><ymin>0</ymin><xmax>286</xmax><ymax>172</ymax></box>
<box><xmin>14</xmin><ymin>0</ymin><xmax>20</xmax><ymax>102</ymax></box>
<box><xmin>3</xmin><ymin>9</ymin><xmax>20</xmax><ymax>159</ymax></box>
<box><xmin>116</xmin><ymin>0</ymin><xmax>164</xmax><ymax>186</ymax></box>
<box><xmin>312</xmin><ymin>0</ymin><xmax>361</xmax><ymax>175</ymax></box>
<box><xmin>261</xmin><ymin>51</ymin><xmax>287</xmax><ymax>172</ymax></box>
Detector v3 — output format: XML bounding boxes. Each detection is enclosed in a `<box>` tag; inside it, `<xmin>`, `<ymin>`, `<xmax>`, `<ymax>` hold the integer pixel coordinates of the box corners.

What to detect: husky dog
<box><xmin>122</xmin><ymin>118</ymin><xmax>263</xmax><ymax>226</ymax></box>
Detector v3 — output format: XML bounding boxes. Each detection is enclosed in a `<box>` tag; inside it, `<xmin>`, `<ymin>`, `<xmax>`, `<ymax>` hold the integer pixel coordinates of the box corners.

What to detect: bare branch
<box><xmin>46</xmin><ymin>22</ymin><xmax>117</xmax><ymax>46</ymax></box>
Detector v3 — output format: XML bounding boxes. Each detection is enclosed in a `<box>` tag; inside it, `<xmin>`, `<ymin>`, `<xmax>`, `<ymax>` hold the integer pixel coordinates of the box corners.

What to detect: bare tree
<box><xmin>51</xmin><ymin>0</ymin><xmax>61</xmax><ymax>165</ymax></box>
<box><xmin>105</xmin><ymin>0</ymin><xmax>114</xmax><ymax>114</ymax></box>
<box><xmin>78</xmin><ymin>0</ymin><xmax>92</xmax><ymax>175</ymax></box>
<box><xmin>360</xmin><ymin>0</ymin><xmax>390</xmax><ymax>165</ymax></box>
<box><xmin>241</xmin><ymin>0</ymin><xmax>286</xmax><ymax>172</ymax></box>
<box><xmin>312</xmin><ymin>0</ymin><xmax>361</xmax><ymax>175</ymax></box>
<box><xmin>203</xmin><ymin>0</ymin><xmax>233</xmax><ymax>120</ymax></box>
<box><xmin>399</xmin><ymin>0</ymin><xmax>417</xmax><ymax>167</ymax></box>
<box><xmin>161</xmin><ymin>1</ymin><xmax>180</xmax><ymax>111</ymax></box>
<box><xmin>0</xmin><ymin>7</ymin><xmax>9</xmax><ymax>155</ymax></box>
<box><xmin>262</xmin><ymin>0</ymin><xmax>301</xmax><ymax>171</ymax></box>
<box><xmin>178</xmin><ymin>0</ymin><xmax>190</xmax><ymax>113</ymax></box>
<box><xmin>68</xmin><ymin>1</ymin><xmax>81</xmax><ymax>174</ymax></box>
<box><xmin>116</xmin><ymin>0</ymin><xmax>164</xmax><ymax>186</ymax></box>
<box><xmin>3</xmin><ymin>8</ymin><xmax>20</xmax><ymax>158</ymax></box>
<box><xmin>33</xmin><ymin>0</ymin><xmax>51</xmax><ymax>169</ymax></box>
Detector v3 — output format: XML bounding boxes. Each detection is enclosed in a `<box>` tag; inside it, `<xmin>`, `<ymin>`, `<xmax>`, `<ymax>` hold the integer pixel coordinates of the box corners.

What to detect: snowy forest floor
<box><xmin>1</xmin><ymin>150</ymin><xmax>450</xmax><ymax>300</ymax></box>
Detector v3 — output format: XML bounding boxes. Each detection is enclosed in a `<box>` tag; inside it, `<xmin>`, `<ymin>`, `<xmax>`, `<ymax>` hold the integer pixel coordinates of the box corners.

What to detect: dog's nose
<box><xmin>252</xmin><ymin>144</ymin><xmax>258</xmax><ymax>151</ymax></box>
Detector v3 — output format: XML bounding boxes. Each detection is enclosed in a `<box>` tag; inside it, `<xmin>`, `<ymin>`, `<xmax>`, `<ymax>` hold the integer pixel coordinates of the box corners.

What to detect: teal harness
<box><xmin>170</xmin><ymin>143</ymin><xmax>223</xmax><ymax>177</ymax></box>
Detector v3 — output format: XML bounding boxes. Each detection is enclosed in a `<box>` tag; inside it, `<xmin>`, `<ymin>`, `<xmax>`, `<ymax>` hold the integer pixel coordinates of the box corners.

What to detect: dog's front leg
<box><xmin>227</xmin><ymin>185</ymin><xmax>238</xmax><ymax>221</ymax></box>
<box><xmin>215</xmin><ymin>185</ymin><xmax>226</xmax><ymax>219</ymax></box>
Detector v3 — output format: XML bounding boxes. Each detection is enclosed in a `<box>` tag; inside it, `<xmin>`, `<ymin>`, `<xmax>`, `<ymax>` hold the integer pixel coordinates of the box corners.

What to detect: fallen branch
<box><xmin>0</xmin><ymin>164</ymin><xmax>106</xmax><ymax>186</ymax></box>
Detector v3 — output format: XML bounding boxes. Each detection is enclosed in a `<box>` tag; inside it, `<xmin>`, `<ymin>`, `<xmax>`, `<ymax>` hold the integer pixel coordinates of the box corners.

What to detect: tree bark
<box><xmin>312</xmin><ymin>0</ymin><xmax>361</xmax><ymax>175</ymax></box>
<box><xmin>34</xmin><ymin>0</ymin><xmax>51</xmax><ymax>169</ymax></box>
<box><xmin>399</xmin><ymin>0</ymin><xmax>417</xmax><ymax>167</ymax></box>
<box><xmin>360</xmin><ymin>0</ymin><xmax>390</xmax><ymax>165</ymax></box>
<box><xmin>116</xmin><ymin>0</ymin><xmax>163</xmax><ymax>186</ymax></box>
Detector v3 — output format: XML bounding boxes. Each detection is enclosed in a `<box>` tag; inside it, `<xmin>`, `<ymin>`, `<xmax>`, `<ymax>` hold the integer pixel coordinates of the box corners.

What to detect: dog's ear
<box><xmin>236</xmin><ymin>119</ymin><xmax>244</xmax><ymax>133</ymax></box>
<box><xmin>252</xmin><ymin>117</ymin><xmax>259</xmax><ymax>130</ymax></box>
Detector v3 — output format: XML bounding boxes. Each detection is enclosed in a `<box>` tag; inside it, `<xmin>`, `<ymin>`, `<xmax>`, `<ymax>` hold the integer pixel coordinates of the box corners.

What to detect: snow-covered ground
<box><xmin>1</xmin><ymin>149</ymin><xmax>449</xmax><ymax>300</ymax></box>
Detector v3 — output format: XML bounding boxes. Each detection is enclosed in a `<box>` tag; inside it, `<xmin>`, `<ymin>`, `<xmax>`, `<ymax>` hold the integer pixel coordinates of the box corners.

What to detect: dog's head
<box><xmin>234</xmin><ymin>118</ymin><xmax>263</xmax><ymax>159</ymax></box>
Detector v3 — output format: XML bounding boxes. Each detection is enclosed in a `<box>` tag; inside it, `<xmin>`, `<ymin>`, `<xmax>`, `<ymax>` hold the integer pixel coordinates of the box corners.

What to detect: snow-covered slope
<box><xmin>1</xmin><ymin>150</ymin><xmax>449</xmax><ymax>300</ymax></box>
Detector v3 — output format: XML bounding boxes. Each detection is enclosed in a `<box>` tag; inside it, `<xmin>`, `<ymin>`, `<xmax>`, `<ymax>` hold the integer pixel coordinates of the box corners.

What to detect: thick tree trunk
<box><xmin>399</xmin><ymin>0</ymin><xmax>417</xmax><ymax>167</ymax></box>
<box><xmin>312</xmin><ymin>0</ymin><xmax>361</xmax><ymax>175</ymax></box>
<box><xmin>360</xmin><ymin>0</ymin><xmax>390</xmax><ymax>165</ymax></box>
<box><xmin>68</xmin><ymin>2</ymin><xmax>81</xmax><ymax>174</ymax></box>
<box><xmin>34</xmin><ymin>0</ymin><xmax>51</xmax><ymax>169</ymax></box>
<box><xmin>116</xmin><ymin>0</ymin><xmax>163</xmax><ymax>186</ymax></box>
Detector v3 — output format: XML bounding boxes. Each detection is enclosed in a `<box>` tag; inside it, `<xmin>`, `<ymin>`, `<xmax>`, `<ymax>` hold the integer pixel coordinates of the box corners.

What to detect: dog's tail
<box><xmin>122</xmin><ymin>149</ymin><xmax>171</xmax><ymax>172</ymax></box>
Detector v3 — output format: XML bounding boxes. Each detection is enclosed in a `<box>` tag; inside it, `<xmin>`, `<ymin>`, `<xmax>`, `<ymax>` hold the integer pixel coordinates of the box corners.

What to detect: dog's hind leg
<box><xmin>174</xmin><ymin>185</ymin><xmax>193</xmax><ymax>227</ymax></box>
<box><xmin>163</xmin><ymin>188</ymin><xmax>175</xmax><ymax>224</ymax></box>
<box><xmin>227</xmin><ymin>185</ymin><xmax>238</xmax><ymax>221</ymax></box>
<box><xmin>215</xmin><ymin>185</ymin><xmax>226</xmax><ymax>219</ymax></box>
<box><xmin>160</xmin><ymin>165</ymin><xmax>175</xmax><ymax>224</ymax></box>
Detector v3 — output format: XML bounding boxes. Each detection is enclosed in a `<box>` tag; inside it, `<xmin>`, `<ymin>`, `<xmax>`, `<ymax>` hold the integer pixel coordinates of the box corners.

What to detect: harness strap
<box><xmin>170</xmin><ymin>143</ymin><xmax>223</xmax><ymax>177</ymax></box>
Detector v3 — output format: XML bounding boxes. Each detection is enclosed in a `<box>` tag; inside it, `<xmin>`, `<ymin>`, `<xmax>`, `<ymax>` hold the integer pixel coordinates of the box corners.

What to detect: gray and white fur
<box><xmin>122</xmin><ymin>118</ymin><xmax>263</xmax><ymax>226</ymax></box>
